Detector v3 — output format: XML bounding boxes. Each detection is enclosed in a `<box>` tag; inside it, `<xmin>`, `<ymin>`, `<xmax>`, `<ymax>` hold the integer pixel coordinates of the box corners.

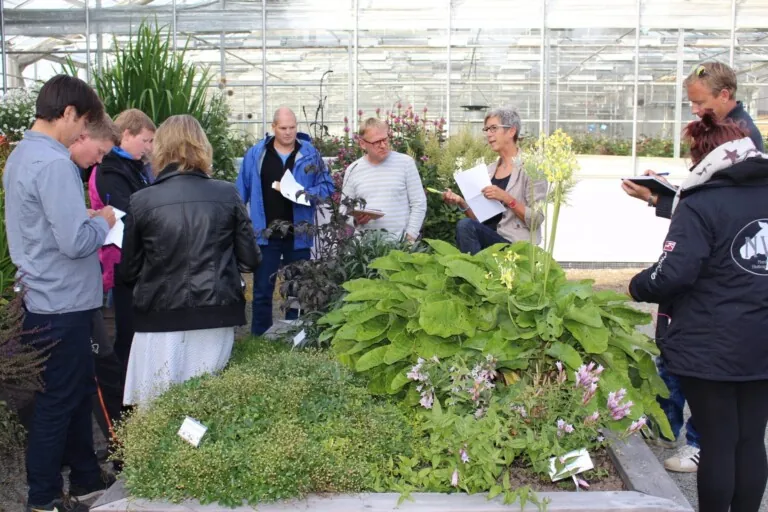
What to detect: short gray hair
<box><xmin>484</xmin><ymin>106</ymin><xmax>521</xmax><ymax>142</ymax></box>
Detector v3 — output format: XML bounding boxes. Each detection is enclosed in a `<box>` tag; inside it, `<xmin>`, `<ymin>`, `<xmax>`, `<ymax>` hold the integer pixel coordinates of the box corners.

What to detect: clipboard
<box><xmin>350</xmin><ymin>208</ymin><xmax>385</xmax><ymax>220</ymax></box>
<box><xmin>623</xmin><ymin>176</ymin><xmax>677</xmax><ymax>196</ymax></box>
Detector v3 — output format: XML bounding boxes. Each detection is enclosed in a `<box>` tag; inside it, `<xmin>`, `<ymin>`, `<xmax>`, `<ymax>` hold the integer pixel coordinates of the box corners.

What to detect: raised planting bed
<box><xmin>92</xmin><ymin>433</ymin><xmax>691</xmax><ymax>511</ymax></box>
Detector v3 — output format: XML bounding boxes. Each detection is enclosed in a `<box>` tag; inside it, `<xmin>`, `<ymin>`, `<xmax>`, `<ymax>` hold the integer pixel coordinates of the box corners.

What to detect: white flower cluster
<box><xmin>0</xmin><ymin>88</ymin><xmax>37</xmax><ymax>142</ymax></box>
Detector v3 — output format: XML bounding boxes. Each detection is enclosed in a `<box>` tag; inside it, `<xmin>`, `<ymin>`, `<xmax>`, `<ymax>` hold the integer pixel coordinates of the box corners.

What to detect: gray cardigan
<box><xmin>487</xmin><ymin>157</ymin><xmax>548</xmax><ymax>245</ymax></box>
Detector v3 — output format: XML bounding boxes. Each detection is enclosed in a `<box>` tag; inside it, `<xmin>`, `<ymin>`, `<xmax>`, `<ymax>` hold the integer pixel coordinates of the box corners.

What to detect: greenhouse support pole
<box><xmin>538</xmin><ymin>0</ymin><xmax>546</xmax><ymax>135</ymax></box>
<box><xmin>445</xmin><ymin>0</ymin><xmax>451</xmax><ymax>134</ymax></box>
<box><xmin>1</xmin><ymin>0</ymin><xmax>7</xmax><ymax>93</ymax></box>
<box><xmin>673</xmin><ymin>29</ymin><xmax>684</xmax><ymax>159</ymax></box>
<box><xmin>352</xmin><ymin>0</ymin><xmax>359</xmax><ymax>133</ymax></box>
<box><xmin>95</xmin><ymin>0</ymin><xmax>103</xmax><ymax>75</ymax></box>
<box><xmin>85</xmin><ymin>0</ymin><xmax>91</xmax><ymax>83</ymax></box>
<box><xmin>631</xmin><ymin>0</ymin><xmax>641</xmax><ymax>175</ymax></box>
<box><xmin>172</xmin><ymin>0</ymin><xmax>177</xmax><ymax>52</ymax></box>
<box><xmin>730</xmin><ymin>0</ymin><xmax>736</xmax><ymax>66</ymax></box>
<box><xmin>261</xmin><ymin>0</ymin><xmax>267</xmax><ymax>136</ymax></box>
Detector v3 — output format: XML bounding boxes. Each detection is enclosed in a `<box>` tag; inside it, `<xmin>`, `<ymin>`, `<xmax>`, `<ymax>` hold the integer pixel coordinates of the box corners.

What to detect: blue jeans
<box><xmin>251</xmin><ymin>238</ymin><xmax>310</xmax><ymax>336</ymax></box>
<box><xmin>23</xmin><ymin>308</ymin><xmax>101</xmax><ymax>506</ymax></box>
<box><xmin>456</xmin><ymin>218</ymin><xmax>508</xmax><ymax>255</ymax></box>
<box><xmin>657</xmin><ymin>356</ymin><xmax>700</xmax><ymax>448</ymax></box>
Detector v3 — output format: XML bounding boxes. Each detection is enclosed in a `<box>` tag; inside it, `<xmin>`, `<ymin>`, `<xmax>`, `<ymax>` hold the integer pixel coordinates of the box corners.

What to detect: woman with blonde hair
<box><xmin>119</xmin><ymin>115</ymin><xmax>261</xmax><ymax>407</ymax></box>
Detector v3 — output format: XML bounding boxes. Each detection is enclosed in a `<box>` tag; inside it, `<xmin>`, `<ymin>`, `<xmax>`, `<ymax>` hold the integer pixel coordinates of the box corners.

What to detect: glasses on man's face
<box><xmin>482</xmin><ymin>125</ymin><xmax>512</xmax><ymax>134</ymax></box>
<box><xmin>363</xmin><ymin>136</ymin><xmax>389</xmax><ymax>147</ymax></box>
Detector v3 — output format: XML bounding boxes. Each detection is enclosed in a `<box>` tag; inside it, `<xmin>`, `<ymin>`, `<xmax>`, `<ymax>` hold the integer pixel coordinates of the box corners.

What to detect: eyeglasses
<box><xmin>362</xmin><ymin>136</ymin><xmax>389</xmax><ymax>147</ymax></box>
<box><xmin>482</xmin><ymin>125</ymin><xmax>512</xmax><ymax>134</ymax></box>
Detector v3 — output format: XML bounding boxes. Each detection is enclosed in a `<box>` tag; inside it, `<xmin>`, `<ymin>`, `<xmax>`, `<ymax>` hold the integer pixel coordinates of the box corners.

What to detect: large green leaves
<box><xmin>324</xmin><ymin>238</ymin><xmax>665</xmax><ymax>437</ymax></box>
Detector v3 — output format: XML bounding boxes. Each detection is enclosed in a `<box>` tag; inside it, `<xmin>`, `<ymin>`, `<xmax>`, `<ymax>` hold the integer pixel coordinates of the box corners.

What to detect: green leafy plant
<box><xmin>65</xmin><ymin>22</ymin><xmax>245</xmax><ymax>180</ymax></box>
<box><xmin>318</xmin><ymin>239</ymin><xmax>671</xmax><ymax>438</ymax></box>
<box><xmin>115</xmin><ymin>338</ymin><xmax>418</xmax><ymax>507</ymax></box>
<box><xmin>0</xmin><ymin>399</ymin><xmax>26</xmax><ymax>505</ymax></box>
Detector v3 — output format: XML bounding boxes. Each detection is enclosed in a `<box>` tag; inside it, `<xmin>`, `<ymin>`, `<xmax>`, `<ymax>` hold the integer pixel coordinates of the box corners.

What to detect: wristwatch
<box><xmin>647</xmin><ymin>194</ymin><xmax>657</xmax><ymax>207</ymax></box>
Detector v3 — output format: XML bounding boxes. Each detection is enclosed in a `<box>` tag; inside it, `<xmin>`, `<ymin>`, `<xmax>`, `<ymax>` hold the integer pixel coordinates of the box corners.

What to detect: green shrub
<box><xmin>0</xmin><ymin>400</ymin><xmax>25</xmax><ymax>504</ymax></box>
<box><xmin>115</xmin><ymin>339</ymin><xmax>417</xmax><ymax>507</ymax></box>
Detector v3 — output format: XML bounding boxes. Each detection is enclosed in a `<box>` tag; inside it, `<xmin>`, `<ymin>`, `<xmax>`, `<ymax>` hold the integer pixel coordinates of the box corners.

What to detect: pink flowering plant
<box><xmin>378</xmin><ymin>354</ymin><xmax>649</xmax><ymax>508</ymax></box>
<box><xmin>320</xmin><ymin>237</ymin><xmax>671</xmax><ymax>503</ymax></box>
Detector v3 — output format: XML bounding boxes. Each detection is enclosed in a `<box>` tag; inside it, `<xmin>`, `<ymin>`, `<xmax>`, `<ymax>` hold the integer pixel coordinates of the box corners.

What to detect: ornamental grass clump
<box><xmin>115</xmin><ymin>339</ymin><xmax>417</xmax><ymax>507</ymax></box>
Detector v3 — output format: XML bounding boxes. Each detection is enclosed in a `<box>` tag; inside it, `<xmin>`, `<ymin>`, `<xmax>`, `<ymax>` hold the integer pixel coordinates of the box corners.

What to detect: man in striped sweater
<box><xmin>341</xmin><ymin>118</ymin><xmax>427</xmax><ymax>241</ymax></box>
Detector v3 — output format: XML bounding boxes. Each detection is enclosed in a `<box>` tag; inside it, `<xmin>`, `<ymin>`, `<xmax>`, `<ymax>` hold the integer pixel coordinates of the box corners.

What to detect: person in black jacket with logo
<box><xmin>630</xmin><ymin>112</ymin><xmax>768</xmax><ymax>512</ymax></box>
<box><xmin>118</xmin><ymin>115</ymin><xmax>261</xmax><ymax>408</ymax></box>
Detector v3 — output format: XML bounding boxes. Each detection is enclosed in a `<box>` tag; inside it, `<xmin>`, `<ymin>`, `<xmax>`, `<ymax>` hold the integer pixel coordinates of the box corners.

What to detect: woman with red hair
<box><xmin>630</xmin><ymin>111</ymin><xmax>768</xmax><ymax>512</ymax></box>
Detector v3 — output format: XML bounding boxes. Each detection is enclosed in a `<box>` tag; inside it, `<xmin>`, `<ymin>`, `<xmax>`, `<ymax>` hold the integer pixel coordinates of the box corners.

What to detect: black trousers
<box><xmin>679</xmin><ymin>376</ymin><xmax>768</xmax><ymax>512</ymax></box>
<box><xmin>23</xmin><ymin>309</ymin><xmax>100</xmax><ymax>506</ymax></box>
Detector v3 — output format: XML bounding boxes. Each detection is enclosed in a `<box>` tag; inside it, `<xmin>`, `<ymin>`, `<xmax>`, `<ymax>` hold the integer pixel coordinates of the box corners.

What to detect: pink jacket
<box><xmin>88</xmin><ymin>167</ymin><xmax>122</xmax><ymax>292</ymax></box>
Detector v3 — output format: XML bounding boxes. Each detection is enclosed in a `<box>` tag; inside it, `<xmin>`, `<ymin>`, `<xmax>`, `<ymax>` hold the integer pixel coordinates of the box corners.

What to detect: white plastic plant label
<box><xmin>548</xmin><ymin>448</ymin><xmax>594</xmax><ymax>482</ymax></box>
<box><xmin>293</xmin><ymin>329</ymin><xmax>307</xmax><ymax>347</ymax></box>
<box><xmin>177</xmin><ymin>416</ymin><xmax>207</xmax><ymax>447</ymax></box>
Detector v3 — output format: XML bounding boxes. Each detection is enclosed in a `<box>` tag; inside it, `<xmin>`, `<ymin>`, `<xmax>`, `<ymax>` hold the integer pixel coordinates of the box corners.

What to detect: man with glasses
<box><xmin>442</xmin><ymin>106</ymin><xmax>547</xmax><ymax>254</ymax></box>
<box><xmin>341</xmin><ymin>118</ymin><xmax>427</xmax><ymax>241</ymax></box>
<box><xmin>620</xmin><ymin>61</ymin><xmax>764</xmax><ymax>475</ymax></box>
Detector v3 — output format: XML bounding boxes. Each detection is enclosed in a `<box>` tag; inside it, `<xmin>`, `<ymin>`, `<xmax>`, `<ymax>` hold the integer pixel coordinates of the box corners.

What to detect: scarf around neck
<box><xmin>671</xmin><ymin>137</ymin><xmax>762</xmax><ymax>214</ymax></box>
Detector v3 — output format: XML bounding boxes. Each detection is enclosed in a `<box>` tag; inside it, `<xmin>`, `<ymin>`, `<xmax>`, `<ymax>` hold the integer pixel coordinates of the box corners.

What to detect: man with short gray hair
<box><xmin>342</xmin><ymin>117</ymin><xmax>427</xmax><ymax>241</ymax></box>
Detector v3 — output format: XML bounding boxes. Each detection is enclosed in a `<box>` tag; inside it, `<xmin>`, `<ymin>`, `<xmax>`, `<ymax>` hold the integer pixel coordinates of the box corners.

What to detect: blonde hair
<box><xmin>358</xmin><ymin>117</ymin><xmax>388</xmax><ymax>138</ymax></box>
<box><xmin>85</xmin><ymin>113</ymin><xmax>120</xmax><ymax>144</ymax></box>
<box><xmin>684</xmin><ymin>61</ymin><xmax>738</xmax><ymax>100</ymax></box>
<box><xmin>152</xmin><ymin>115</ymin><xmax>213</xmax><ymax>174</ymax></box>
<box><xmin>114</xmin><ymin>108</ymin><xmax>156</xmax><ymax>140</ymax></box>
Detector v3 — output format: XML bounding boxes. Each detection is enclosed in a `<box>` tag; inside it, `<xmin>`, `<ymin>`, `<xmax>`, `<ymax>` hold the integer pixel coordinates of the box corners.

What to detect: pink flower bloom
<box><xmin>423</xmin><ymin>106</ymin><xmax>428</xmax><ymax>113</ymax></box>
<box><xmin>420</xmin><ymin>155</ymin><xmax>429</xmax><ymax>162</ymax></box>
<box><xmin>577</xmin><ymin>478</ymin><xmax>590</xmax><ymax>490</ymax></box>
<box><xmin>419</xmin><ymin>390</ymin><xmax>434</xmax><ymax>409</ymax></box>
<box><xmin>397</xmin><ymin>102</ymin><xmax>402</xmax><ymax>109</ymax></box>
<box><xmin>451</xmin><ymin>469</ymin><xmax>459</xmax><ymax>487</ymax></box>
<box><xmin>343</xmin><ymin>126</ymin><xmax>350</xmax><ymax>133</ymax></box>
<box><xmin>627</xmin><ymin>417</ymin><xmax>647</xmax><ymax>435</ymax></box>
<box><xmin>460</xmin><ymin>446</ymin><xmax>470</xmax><ymax>464</ymax></box>
<box><xmin>556</xmin><ymin>419</ymin><xmax>574</xmax><ymax>437</ymax></box>
<box><xmin>556</xmin><ymin>361</ymin><xmax>563</xmax><ymax>373</ymax></box>
<box><xmin>414</xmin><ymin>115</ymin><xmax>420</xmax><ymax>122</ymax></box>
<box><xmin>375</xmin><ymin>107</ymin><xmax>381</xmax><ymax>114</ymax></box>
<box><xmin>343</xmin><ymin>116</ymin><xmax>348</xmax><ymax>123</ymax></box>
<box><xmin>584</xmin><ymin>411</ymin><xmax>600</xmax><ymax>425</ymax></box>
<box><xmin>357</xmin><ymin>109</ymin><xmax>363</xmax><ymax>116</ymax></box>
<box><xmin>512</xmin><ymin>405</ymin><xmax>527</xmax><ymax>418</ymax></box>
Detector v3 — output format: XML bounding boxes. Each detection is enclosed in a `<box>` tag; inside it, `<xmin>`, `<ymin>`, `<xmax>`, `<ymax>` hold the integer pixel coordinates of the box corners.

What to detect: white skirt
<box><xmin>122</xmin><ymin>327</ymin><xmax>235</xmax><ymax>408</ymax></box>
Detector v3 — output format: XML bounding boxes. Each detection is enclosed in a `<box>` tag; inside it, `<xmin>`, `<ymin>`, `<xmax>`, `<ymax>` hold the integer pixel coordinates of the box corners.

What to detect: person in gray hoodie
<box><xmin>3</xmin><ymin>74</ymin><xmax>117</xmax><ymax>512</ymax></box>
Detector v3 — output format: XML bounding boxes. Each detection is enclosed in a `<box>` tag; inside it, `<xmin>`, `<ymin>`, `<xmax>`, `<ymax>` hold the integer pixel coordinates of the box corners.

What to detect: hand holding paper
<box><xmin>273</xmin><ymin>171</ymin><xmax>310</xmax><ymax>206</ymax></box>
<box><xmin>453</xmin><ymin>164</ymin><xmax>505</xmax><ymax>223</ymax></box>
<box><xmin>103</xmin><ymin>207</ymin><xmax>127</xmax><ymax>248</ymax></box>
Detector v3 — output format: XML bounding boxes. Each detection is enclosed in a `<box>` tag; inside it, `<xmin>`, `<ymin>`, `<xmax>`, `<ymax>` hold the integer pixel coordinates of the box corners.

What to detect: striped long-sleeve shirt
<box><xmin>341</xmin><ymin>151</ymin><xmax>427</xmax><ymax>239</ymax></box>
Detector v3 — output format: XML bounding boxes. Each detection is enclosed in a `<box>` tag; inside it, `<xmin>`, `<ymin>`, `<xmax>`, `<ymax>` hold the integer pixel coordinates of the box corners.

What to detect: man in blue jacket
<box><xmin>236</xmin><ymin>107</ymin><xmax>334</xmax><ymax>335</ymax></box>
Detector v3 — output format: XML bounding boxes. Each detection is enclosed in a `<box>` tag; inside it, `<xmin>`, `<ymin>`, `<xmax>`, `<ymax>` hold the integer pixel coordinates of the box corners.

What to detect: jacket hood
<box><xmin>674</xmin><ymin>137</ymin><xmax>767</xmax><ymax>211</ymax></box>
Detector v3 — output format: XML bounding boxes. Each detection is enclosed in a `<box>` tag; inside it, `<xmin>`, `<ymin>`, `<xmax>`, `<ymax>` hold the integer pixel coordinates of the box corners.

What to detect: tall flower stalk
<box><xmin>523</xmin><ymin>130</ymin><xmax>578</xmax><ymax>298</ymax></box>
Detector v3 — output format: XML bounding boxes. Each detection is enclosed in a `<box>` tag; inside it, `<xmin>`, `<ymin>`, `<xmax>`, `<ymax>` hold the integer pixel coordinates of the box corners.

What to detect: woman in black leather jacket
<box><xmin>119</xmin><ymin>115</ymin><xmax>261</xmax><ymax>408</ymax></box>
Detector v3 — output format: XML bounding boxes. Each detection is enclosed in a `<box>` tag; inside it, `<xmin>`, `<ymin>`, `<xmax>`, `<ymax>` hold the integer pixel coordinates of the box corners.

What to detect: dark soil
<box><xmin>507</xmin><ymin>450</ymin><xmax>625</xmax><ymax>492</ymax></box>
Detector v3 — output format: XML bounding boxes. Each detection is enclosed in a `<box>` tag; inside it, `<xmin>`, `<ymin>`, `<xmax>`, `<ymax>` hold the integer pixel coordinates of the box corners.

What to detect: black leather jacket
<box><xmin>119</xmin><ymin>166</ymin><xmax>261</xmax><ymax>332</ymax></box>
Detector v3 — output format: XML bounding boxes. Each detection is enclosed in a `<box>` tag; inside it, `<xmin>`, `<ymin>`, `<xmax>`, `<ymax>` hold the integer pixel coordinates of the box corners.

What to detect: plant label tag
<box><xmin>177</xmin><ymin>416</ymin><xmax>207</xmax><ymax>447</ymax></box>
<box><xmin>549</xmin><ymin>448</ymin><xmax>593</xmax><ymax>482</ymax></box>
<box><xmin>293</xmin><ymin>329</ymin><xmax>307</xmax><ymax>346</ymax></box>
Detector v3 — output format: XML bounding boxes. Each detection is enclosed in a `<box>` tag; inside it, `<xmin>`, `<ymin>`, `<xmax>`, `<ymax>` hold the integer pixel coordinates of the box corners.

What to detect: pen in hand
<box><xmin>656</xmin><ymin>172</ymin><xmax>670</xmax><ymax>177</ymax></box>
<box><xmin>105</xmin><ymin>193</ymin><xmax>111</xmax><ymax>205</ymax></box>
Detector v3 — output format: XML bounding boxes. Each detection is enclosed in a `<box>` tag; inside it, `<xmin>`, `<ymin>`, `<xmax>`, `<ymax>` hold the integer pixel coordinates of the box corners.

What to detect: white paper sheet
<box><xmin>454</xmin><ymin>164</ymin><xmax>505</xmax><ymax>223</ymax></box>
<box><xmin>177</xmin><ymin>416</ymin><xmax>208</xmax><ymax>447</ymax></box>
<box><xmin>274</xmin><ymin>170</ymin><xmax>310</xmax><ymax>206</ymax></box>
<box><xmin>548</xmin><ymin>448</ymin><xmax>594</xmax><ymax>482</ymax></box>
<box><xmin>102</xmin><ymin>208</ymin><xmax>126</xmax><ymax>248</ymax></box>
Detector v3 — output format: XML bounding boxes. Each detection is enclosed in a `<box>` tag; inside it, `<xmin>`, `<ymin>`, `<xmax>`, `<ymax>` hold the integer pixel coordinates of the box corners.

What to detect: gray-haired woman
<box><xmin>442</xmin><ymin>106</ymin><xmax>547</xmax><ymax>254</ymax></box>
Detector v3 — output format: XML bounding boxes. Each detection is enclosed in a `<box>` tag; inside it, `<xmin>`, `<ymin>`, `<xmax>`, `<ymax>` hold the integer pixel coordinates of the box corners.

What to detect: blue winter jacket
<box><xmin>235</xmin><ymin>133</ymin><xmax>334</xmax><ymax>249</ymax></box>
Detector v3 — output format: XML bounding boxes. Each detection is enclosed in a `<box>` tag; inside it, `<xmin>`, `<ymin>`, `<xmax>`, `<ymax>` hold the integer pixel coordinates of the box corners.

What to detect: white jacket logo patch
<box><xmin>731</xmin><ymin>219</ymin><xmax>768</xmax><ymax>276</ymax></box>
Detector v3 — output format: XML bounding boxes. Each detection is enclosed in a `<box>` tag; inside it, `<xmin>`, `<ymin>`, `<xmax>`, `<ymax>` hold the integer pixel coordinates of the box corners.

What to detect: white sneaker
<box><xmin>664</xmin><ymin>445</ymin><xmax>700</xmax><ymax>473</ymax></box>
